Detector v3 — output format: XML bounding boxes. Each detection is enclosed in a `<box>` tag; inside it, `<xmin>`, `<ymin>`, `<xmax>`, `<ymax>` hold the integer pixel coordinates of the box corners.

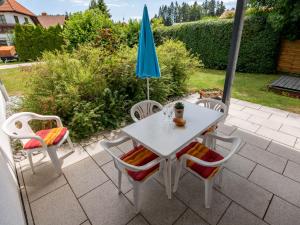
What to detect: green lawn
<box><xmin>0</xmin><ymin>67</ymin><xmax>299</xmax><ymax>114</ymax></box>
<box><xmin>0</xmin><ymin>68</ymin><xmax>30</xmax><ymax>96</ymax></box>
<box><xmin>188</xmin><ymin>69</ymin><xmax>300</xmax><ymax>114</ymax></box>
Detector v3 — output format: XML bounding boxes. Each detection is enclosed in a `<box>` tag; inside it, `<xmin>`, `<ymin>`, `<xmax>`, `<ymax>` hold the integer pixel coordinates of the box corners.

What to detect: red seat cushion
<box><xmin>176</xmin><ymin>142</ymin><xmax>223</xmax><ymax>179</ymax></box>
<box><xmin>120</xmin><ymin>146</ymin><xmax>159</xmax><ymax>181</ymax></box>
<box><xmin>24</xmin><ymin>127</ymin><xmax>68</xmax><ymax>150</ymax></box>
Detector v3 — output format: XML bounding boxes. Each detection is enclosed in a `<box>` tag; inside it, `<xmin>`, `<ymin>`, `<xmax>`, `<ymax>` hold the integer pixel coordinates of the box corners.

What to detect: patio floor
<box><xmin>17</xmin><ymin>96</ymin><xmax>300</xmax><ymax>225</ymax></box>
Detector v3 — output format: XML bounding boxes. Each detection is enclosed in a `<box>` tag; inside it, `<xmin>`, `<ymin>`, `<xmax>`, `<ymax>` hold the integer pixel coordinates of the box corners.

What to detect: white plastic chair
<box><xmin>196</xmin><ymin>98</ymin><xmax>228</xmax><ymax>147</ymax></box>
<box><xmin>2</xmin><ymin>112</ymin><xmax>74</xmax><ymax>174</ymax></box>
<box><xmin>100</xmin><ymin>136</ymin><xmax>167</xmax><ymax>213</ymax></box>
<box><xmin>130</xmin><ymin>100</ymin><xmax>163</xmax><ymax>122</ymax></box>
<box><xmin>173</xmin><ymin>133</ymin><xmax>241</xmax><ymax>208</ymax></box>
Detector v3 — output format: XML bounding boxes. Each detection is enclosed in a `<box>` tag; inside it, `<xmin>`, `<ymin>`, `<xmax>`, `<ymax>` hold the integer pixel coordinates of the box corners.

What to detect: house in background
<box><xmin>37</xmin><ymin>12</ymin><xmax>66</xmax><ymax>29</ymax></box>
<box><xmin>0</xmin><ymin>0</ymin><xmax>38</xmax><ymax>46</ymax></box>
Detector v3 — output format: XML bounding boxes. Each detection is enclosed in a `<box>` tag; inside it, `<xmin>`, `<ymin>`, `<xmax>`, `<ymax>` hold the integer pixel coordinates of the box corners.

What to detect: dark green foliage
<box><xmin>158</xmin><ymin>1</ymin><xmax>226</xmax><ymax>26</ymax></box>
<box><xmin>14</xmin><ymin>24</ymin><xmax>64</xmax><ymax>61</ymax></box>
<box><xmin>155</xmin><ymin>15</ymin><xmax>280</xmax><ymax>73</ymax></box>
<box><xmin>89</xmin><ymin>0</ymin><xmax>111</xmax><ymax>18</ymax></box>
<box><xmin>23</xmin><ymin>40</ymin><xmax>199</xmax><ymax>140</ymax></box>
<box><xmin>249</xmin><ymin>0</ymin><xmax>300</xmax><ymax>40</ymax></box>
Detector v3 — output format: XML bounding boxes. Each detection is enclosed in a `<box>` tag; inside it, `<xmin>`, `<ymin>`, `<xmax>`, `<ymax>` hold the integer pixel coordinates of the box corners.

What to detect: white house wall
<box><xmin>2</xmin><ymin>12</ymin><xmax>34</xmax><ymax>25</ymax></box>
<box><xmin>0</xmin><ymin>90</ymin><xmax>26</xmax><ymax>225</ymax></box>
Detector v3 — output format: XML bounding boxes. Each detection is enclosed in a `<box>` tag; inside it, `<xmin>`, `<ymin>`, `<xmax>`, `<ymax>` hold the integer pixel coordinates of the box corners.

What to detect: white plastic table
<box><xmin>122</xmin><ymin>101</ymin><xmax>223</xmax><ymax>198</ymax></box>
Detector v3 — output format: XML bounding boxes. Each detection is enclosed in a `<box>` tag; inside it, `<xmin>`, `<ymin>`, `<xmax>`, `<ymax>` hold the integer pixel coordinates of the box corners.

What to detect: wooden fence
<box><xmin>277</xmin><ymin>40</ymin><xmax>300</xmax><ymax>74</ymax></box>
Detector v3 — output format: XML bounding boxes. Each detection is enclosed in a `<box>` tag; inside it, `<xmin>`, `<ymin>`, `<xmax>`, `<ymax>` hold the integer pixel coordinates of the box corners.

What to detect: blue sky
<box><xmin>18</xmin><ymin>0</ymin><xmax>236</xmax><ymax>21</ymax></box>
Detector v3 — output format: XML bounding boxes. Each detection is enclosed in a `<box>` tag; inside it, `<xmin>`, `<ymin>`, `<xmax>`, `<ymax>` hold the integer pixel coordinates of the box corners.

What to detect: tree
<box><xmin>208</xmin><ymin>0</ymin><xmax>216</xmax><ymax>16</ymax></box>
<box><xmin>62</xmin><ymin>9</ymin><xmax>114</xmax><ymax>49</ymax></box>
<box><xmin>216</xmin><ymin>1</ymin><xmax>225</xmax><ymax>16</ymax></box>
<box><xmin>249</xmin><ymin>0</ymin><xmax>300</xmax><ymax>40</ymax></box>
<box><xmin>89</xmin><ymin>0</ymin><xmax>111</xmax><ymax>18</ymax></box>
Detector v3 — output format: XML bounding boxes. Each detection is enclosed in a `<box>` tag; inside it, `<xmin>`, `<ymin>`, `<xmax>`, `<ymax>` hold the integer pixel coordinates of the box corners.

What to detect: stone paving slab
<box><xmin>242</xmin><ymin>107</ymin><xmax>271</xmax><ymax>119</ymax></box>
<box><xmin>256</xmin><ymin>127</ymin><xmax>296</xmax><ymax>147</ymax></box>
<box><xmin>239</xmin><ymin>143</ymin><xmax>287</xmax><ymax>173</ymax></box>
<box><xmin>219</xmin><ymin>169</ymin><xmax>272</xmax><ymax>218</ymax></box>
<box><xmin>218</xmin><ymin>203</ymin><xmax>268</xmax><ymax>225</ymax></box>
<box><xmin>265</xmin><ymin>196</ymin><xmax>300</xmax><ymax>225</ymax></box>
<box><xmin>79</xmin><ymin>181</ymin><xmax>136</xmax><ymax>225</ymax></box>
<box><xmin>226</xmin><ymin>117</ymin><xmax>260</xmax><ymax>132</ymax></box>
<box><xmin>249</xmin><ymin>165</ymin><xmax>300</xmax><ymax>208</ymax></box>
<box><xmin>280</xmin><ymin>125</ymin><xmax>300</xmax><ymax>138</ymax></box>
<box><xmin>267</xmin><ymin>142</ymin><xmax>300</xmax><ymax>165</ymax></box>
<box><xmin>247</xmin><ymin>115</ymin><xmax>282</xmax><ymax>130</ymax></box>
<box><xmin>31</xmin><ymin>185</ymin><xmax>87</xmax><ymax>225</ymax></box>
<box><xmin>232</xmin><ymin>129</ymin><xmax>271</xmax><ymax>150</ymax></box>
<box><xmin>284</xmin><ymin>161</ymin><xmax>300</xmax><ymax>183</ymax></box>
<box><xmin>173</xmin><ymin>209</ymin><xmax>209</xmax><ymax>225</ymax></box>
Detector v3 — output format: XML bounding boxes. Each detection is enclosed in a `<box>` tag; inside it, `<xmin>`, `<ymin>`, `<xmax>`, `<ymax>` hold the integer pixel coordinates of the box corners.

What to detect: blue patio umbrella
<box><xmin>136</xmin><ymin>5</ymin><xmax>161</xmax><ymax>100</ymax></box>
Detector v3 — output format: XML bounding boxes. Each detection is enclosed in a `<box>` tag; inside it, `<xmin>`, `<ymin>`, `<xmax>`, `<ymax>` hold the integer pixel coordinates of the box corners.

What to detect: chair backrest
<box><xmin>196</xmin><ymin>98</ymin><xmax>228</xmax><ymax>120</ymax></box>
<box><xmin>2</xmin><ymin>112</ymin><xmax>37</xmax><ymax>145</ymax></box>
<box><xmin>130</xmin><ymin>100</ymin><xmax>163</xmax><ymax>122</ymax></box>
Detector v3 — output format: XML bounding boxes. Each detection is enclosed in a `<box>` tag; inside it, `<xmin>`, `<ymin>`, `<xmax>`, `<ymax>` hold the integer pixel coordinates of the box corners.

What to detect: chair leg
<box><xmin>133</xmin><ymin>182</ymin><xmax>142</xmax><ymax>213</ymax></box>
<box><xmin>28</xmin><ymin>152</ymin><xmax>35</xmax><ymax>174</ymax></box>
<box><xmin>47</xmin><ymin>148</ymin><xmax>62</xmax><ymax>175</ymax></box>
<box><xmin>204</xmin><ymin>179</ymin><xmax>213</xmax><ymax>208</ymax></box>
<box><xmin>215</xmin><ymin>169</ymin><xmax>223</xmax><ymax>188</ymax></box>
<box><xmin>117</xmin><ymin>170</ymin><xmax>122</xmax><ymax>194</ymax></box>
<box><xmin>173</xmin><ymin>160</ymin><xmax>182</xmax><ymax>193</ymax></box>
<box><xmin>42</xmin><ymin>150</ymin><xmax>47</xmax><ymax>157</ymax></box>
<box><xmin>67</xmin><ymin>136</ymin><xmax>75</xmax><ymax>152</ymax></box>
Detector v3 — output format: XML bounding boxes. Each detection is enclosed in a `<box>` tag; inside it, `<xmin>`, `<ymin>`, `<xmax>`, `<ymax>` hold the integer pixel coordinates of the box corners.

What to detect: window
<box><xmin>0</xmin><ymin>39</ymin><xmax>8</xmax><ymax>46</ymax></box>
<box><xmin>0</xmin><ymin>15</ymin><xmax>6</xmax><ymax>24</ymax></box>
<box><xmin>24</xmin><ymin>17</ymin><xmax>29</xmax><ymax>24</ymax></box>
<box><xmin>14</xmin><ymin>16</ymin><xmax>19</xmax><ymax>24</ymax></box>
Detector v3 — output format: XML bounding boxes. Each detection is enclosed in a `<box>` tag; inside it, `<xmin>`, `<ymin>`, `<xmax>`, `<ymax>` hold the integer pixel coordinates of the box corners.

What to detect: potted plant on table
<box><xmin>174</xmin><ymin>102</ymin><xmax>184</xmax><ymax>119</ymax></box>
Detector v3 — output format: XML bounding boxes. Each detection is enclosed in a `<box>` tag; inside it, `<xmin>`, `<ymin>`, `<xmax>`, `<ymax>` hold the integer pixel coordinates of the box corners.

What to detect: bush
<box><xmin>14</xmin><ymin>24</ymin><xmax>64</xmax><ymax>61</ymax></box>
<box><xmin>62</xmin><ymin>9</ymin><xmax>117</xmax><ymax>50</ymax></box>
<box><xmin>155</xmin><ymin>15</ymin><xmax>280</xmax><ymax>73</ymax></box>
<box><xmin>22</xmin><ymin>40</ymin><xmax>198</xmax><ymax>140</ymax></box>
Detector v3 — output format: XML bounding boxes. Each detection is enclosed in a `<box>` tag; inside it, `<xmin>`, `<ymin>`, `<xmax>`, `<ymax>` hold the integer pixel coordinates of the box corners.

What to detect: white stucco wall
<box><xmin>0</xmin><ymin>12</ymin><xmax>34</xmax><ymax>45</ymax></box>
<box><xmin>0</xmin><ymin>91</ymin><xmax>26</xmax><ymax>225</ymax></box>
<box><xmin>1</xmin><ymin>12</ymin><xmax>34</xmax><ymax>25</ymax></box>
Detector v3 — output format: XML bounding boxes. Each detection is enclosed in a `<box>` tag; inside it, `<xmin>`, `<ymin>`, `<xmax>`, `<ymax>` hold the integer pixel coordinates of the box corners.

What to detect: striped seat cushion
<box><xmin>202</xmin><ymin>125</ymin><xmax>217</xmax><ymax>135</ymax></box>
<box><xmin>120</xmin><ymin>146</ymin><xmax>159</xmax><ymax>181</ymax></box>
<box><xmin>176</xmin><ymin>142</ymin><xmax>223</xmax><ymax>179</ymax></box>
<box><xmin>24</xmin><ymin>127</ymin><xmax>68</xmax><ymax>150</ymax></box>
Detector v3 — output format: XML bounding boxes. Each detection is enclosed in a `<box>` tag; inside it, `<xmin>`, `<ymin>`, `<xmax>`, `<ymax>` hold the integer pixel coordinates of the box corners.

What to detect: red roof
<box><xmin>37</xmin><ymin>15</ymin><xmax>65</xmax><ymax>28</ymax></box>
<box><xmin>0</xmin><ymin>0</ymin><xmax>35</xmax><ymax>16</ymax></box>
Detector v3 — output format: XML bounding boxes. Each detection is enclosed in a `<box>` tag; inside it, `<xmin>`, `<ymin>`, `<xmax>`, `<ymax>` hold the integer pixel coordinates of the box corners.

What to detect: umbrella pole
<box><xmin>147</xmin><ymin>78</ymin><xmax>150</xmax><ymax>100</ymax></box>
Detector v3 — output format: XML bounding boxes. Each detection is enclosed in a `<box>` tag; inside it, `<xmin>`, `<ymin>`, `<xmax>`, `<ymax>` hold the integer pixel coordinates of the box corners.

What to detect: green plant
<box><xmin>14</xmin><ymin>24</ymin><xmax>64</xmax><ymax>61</ymax></box>
<box><xmin>155</xmin><ymin>15</ymin><xmax>280</xmax><ymax>73</ymax></box>
<box><xmin>175</xmin><ymin>102</ymin><xmax>184</xmax><ymax>109</ymax></box>
<box><xmin>22</xmin><ymin>40</ymin><xmax>198</xmax><ymax>140</ymax></box>
<box><xmin>62</xmin><ymin>9</ymin><xmax>115</xmax><ymax>50</ymax></box>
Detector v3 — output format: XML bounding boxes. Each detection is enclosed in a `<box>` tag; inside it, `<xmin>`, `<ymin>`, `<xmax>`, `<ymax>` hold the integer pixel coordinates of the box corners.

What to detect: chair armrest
<box><xmin>183</xmin><ymin>134</ymin><xmax>242</xmax><ymax>167</ymax></box>
<box><xmin>29</xmin><ymin>113</ymin><xmax>63</xmax><ymax>127</ymax></box>
<box><xmin>100</xmin><ymin>137</ymin><xmax>164</xmax><ymax>172</ymax></box>
<box><xmin>9</xmin><ymin>134</ymin><xmax>47</xmax><ymax>149</ymax></box>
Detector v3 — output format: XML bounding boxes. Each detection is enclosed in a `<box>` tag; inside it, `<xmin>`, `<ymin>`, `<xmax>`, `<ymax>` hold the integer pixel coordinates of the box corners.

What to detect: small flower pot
<box><xmin>174</xmin><ymin>108</ymin><xmax>184</xmax><ymax>119</ymax></box>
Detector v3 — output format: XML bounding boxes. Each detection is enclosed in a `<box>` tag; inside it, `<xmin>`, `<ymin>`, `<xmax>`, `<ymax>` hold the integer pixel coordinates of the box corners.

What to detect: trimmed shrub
<box><xmin>14</xmin><ymin>24</ymin><xmax>64</xmax><ymax>61</ymax></box>
<box><xmin>22</xmin><ymin>40</ymin><xmax>198</xmax><ymax>140</ymax></box>
<box><xmin>155</xmin><ymin>15</ymin><xmax>280</xmax><ymax>73</ymax></box>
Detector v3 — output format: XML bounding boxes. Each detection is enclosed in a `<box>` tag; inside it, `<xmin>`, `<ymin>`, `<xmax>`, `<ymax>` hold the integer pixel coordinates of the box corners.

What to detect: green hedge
<box><xmin>155</xmin><ymin>16</ymin><xmax>280</xmax><ymax>73</ymax></box>
<box><xmin>14</xmin><ymin>24</ymin><xmax>64</xmax><ymax>61</ymax></box>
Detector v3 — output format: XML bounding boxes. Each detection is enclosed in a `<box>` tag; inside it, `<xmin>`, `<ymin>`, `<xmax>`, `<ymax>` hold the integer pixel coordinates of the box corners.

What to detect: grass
<box><xmin>188</xmin><ymin>68</ymin><xmax>300</xmax><ymax>114</ymax></box>
<box><xmin>0</xmin><ymin>68</ymin><xmax>30</xmax><ymax>96</ymax></box>
<box><xmin>0</xmin><ymin>67</ymin><xmax>299</xmax><ymax>114</ymax></box>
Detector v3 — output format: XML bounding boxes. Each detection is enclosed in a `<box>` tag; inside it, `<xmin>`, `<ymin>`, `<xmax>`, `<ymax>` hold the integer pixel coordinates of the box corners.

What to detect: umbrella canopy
<box><xmin>136</xmin><ymin>5</ymin><xmax>161</xmax><ymax>99</ymax></box>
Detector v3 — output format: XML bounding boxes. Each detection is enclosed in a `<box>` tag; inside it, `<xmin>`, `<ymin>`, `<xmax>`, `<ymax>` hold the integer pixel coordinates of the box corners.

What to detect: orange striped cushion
<box><xmin>176</xmin><ymin>142</ymin><xmax>223</xmax><ymax>179</ymax></box>
<box><xmin>202</xmin><ymin>125</ymin><xmax>217</xmax><ymax>135</ymax></box>
<box><xmin>120</xmin><ymin>146</ymin><xmax>159</xmax><ymax>181</ymax></box>
<box><xmin>24</xmin><ymin>127</ymin><xmax>68</xmax><ymax>150</ymax></box>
